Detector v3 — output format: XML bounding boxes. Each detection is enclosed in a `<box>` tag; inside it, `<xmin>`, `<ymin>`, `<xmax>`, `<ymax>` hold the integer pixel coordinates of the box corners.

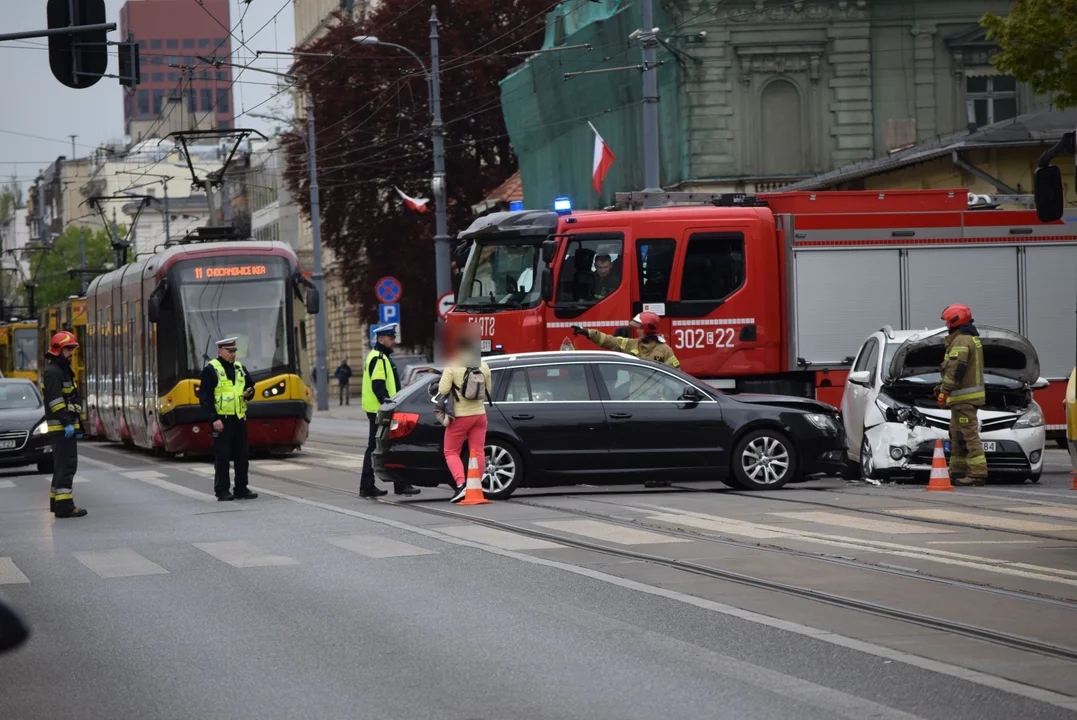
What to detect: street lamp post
<box><xmin>306</xmin><ymin>96</ymin><xmax>330</xmax><ymax>412</ymax></box>
<box><xmin>354</xmin><ymin>6</ymin><xmax>452</xmax><ymax>301</ymax></box>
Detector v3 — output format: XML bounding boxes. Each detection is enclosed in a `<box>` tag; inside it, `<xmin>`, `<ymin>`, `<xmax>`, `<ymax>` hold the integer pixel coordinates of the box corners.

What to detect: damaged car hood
<box><xmin>888</xmin><ymin>326</ymin><xmax>1040</xmax><ymax>386</ymax></box>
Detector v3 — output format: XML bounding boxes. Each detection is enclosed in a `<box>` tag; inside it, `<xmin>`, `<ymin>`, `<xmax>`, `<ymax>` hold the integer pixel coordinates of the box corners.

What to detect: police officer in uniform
<box><xmin>573</xmin><ymin>311</ymin><xmax>681</xmax><ymax>488</ymax></box>
<box><xmin>42</xmin><ymin>331</ymin><xmax>87</xmax><ymax>518</ymax></box>
<box><xmin>199</xmin><ymin>337</ymin><xmax>258</xmax><ymax>501</ymax></box>
<box><xmin>359</xmin><ymin>323</ymin><xmax>420</xmax><ymax>498</ymax></box>
<box><xmin>936</xmin><ymin>304</ymin><xmax>988</xmax><ymax>487</ymax></box>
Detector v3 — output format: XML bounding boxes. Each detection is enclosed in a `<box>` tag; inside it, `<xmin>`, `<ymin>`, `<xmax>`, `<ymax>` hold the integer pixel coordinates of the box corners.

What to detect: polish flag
<box><xmin>395</xmin><ymin>186</ymin><xmax>429</xmax><ymax>213</ymax></box>
<box><xmin>589</xmin><ymin>121</ymin><xmax>616</xmax><ymax>193</ymax></box>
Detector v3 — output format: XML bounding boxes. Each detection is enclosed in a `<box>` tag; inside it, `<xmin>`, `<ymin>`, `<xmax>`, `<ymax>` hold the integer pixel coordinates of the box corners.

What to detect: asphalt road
<box><xmin>2</xmin><ymin>443</ymin><xmax>1077</xmax><ymax>719</ymax></box>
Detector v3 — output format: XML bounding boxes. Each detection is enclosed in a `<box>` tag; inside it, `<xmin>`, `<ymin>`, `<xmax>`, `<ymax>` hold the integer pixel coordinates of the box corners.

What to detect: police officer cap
<box><xmin>216</xmin><ymin>337</ymin><xmax>239</xmax><ymax>349</ymax></box>
<box><xmin>373</xmin><ymin>323</ymin><xmax>398</xmax><ymax>337</ymax></box>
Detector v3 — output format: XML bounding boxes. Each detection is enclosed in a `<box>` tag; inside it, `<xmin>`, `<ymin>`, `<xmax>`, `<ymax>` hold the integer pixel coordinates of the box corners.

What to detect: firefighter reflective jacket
<box><xmin>209</xmin><ymin>358</ymin><xmax>248</xmax><ymax>419</ymax></box>
<box><xmin>584</xmin><ymin>329</ymin><xmax>681</xmax><ymax>368</ymax></box>
<box><xmin>42</xmin><ymin>353</ymin><xmax>82</xmax><ymax>432</ymax></box>
<box><xmin>940</xmin><ymin>326</ymin><xmax>985</xmax><ymax>407</ymax></box>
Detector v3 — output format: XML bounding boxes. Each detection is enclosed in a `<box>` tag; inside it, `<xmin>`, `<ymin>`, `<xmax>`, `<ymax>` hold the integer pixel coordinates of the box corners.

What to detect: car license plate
<box><xmin>944</xmin><ymin>441</ymin><xmax>996</xmax><ymax>453</ymax></box>
<box><xmin>480</xmin><ymin>339</ymin><xmax>492</xmax><ymax>352</ymax></box>
<box><xmin>0</xmin><ymin>440</ymin><xmax>16</xmax><ymax>450</ymax></box>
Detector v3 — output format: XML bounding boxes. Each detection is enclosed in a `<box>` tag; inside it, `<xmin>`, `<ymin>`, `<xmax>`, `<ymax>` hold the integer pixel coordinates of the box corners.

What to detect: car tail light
<box><xmin>389</xmin><ymin>412</ymin><xmax>420</xmax><ymax>439</ymax></box>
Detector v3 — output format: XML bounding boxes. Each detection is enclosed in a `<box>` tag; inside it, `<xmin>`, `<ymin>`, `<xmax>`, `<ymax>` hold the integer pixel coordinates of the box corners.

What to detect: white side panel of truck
<box><xmin>905</xmin><ymin>247</ymin><xmax>1020</xmax><ymax>331</ymax></box>
<box><xmin>1024</xmin><ymin>245</ymin><xmax>1077</xmax><ymax>379</ymax></box>
<box><xmin>793</xmin><ymin>249</ymin><xmax>902</xmax><ymax>365</ymax></box>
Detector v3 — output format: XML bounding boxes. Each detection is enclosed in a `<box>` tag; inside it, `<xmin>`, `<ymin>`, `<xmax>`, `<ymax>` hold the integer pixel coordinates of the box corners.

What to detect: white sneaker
<box><xmin>450</xmin><ymin>484</ymin><xmax>466</xmax><ymax>503</ymax></box>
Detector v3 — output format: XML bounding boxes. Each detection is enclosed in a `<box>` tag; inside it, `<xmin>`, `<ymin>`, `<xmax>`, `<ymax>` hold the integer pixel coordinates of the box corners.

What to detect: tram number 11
<box><xmin>673</xmin><ymin>327</ymin><xmax>735</xmax><ymax>350</ymax></box>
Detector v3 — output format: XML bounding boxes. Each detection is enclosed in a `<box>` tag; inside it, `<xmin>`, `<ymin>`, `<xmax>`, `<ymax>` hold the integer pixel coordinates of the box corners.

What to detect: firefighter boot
<box><xmin>53</xmin><ymin>495</ymin><xmax>88</xmax><ymax>518</ymax></box>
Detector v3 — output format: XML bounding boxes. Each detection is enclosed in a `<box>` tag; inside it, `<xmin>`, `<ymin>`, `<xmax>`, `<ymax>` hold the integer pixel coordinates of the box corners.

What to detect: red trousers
<box><xmin>443</xmin><ymin>414</ymin><xmax>488</xmax><ymax>486</ymax></box>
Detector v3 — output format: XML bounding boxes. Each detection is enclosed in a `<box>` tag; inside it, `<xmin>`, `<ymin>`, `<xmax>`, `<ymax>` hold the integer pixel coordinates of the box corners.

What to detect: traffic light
<box><xmin>117</xmin><ymin>33</ymin><xmax>140</xmax><ymax>88</ymax></box>
<box><xmin>46</xmin><ymin>0</ymin><xmax>107</xmax><ymax>89</ymax></box>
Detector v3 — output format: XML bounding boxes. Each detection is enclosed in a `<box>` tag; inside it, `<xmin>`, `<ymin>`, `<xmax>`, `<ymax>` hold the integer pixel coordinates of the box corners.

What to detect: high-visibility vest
<box><xmin>209</xmin><ymin>358</ymin><xmax>247</xmax><ymax>419</ymax></box>
<box><xmin>361</xmin><ymin>347</ymin><xmax>397</xmax><ymax>413</ymax></box>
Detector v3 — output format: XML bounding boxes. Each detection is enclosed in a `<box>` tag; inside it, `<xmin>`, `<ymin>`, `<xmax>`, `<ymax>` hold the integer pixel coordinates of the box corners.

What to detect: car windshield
<box><xmin>180</xmin><ymin>279</ymin><xmax>290</xmax><ymax>375</ymax></box>
<box><xmin>456</xmin><ymin>241</ymin><xmax>541</xmax><ymax>310</ymax></box>
<box><xmin>13</xmin><ymin>329</ymin><xmax>37</xmax><ymax>372</ymax></box>
<box><xmin>0</xmin><ymin>383</ymin><xmax>41</xmax><ymax>409</ymax></box>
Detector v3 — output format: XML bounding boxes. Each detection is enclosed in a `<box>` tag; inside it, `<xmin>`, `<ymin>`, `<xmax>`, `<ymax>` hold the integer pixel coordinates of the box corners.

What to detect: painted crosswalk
<box><xmin>439</xmin><ymin>525</ymin><xmax>565</xmax><ymax>550</ymax></box>
<box><xmin>889</xmin><ymin>508</ymin><xmax>1077</xmax><ymax>533</ymax></box>
<box><xmin>0</xmin><ymin>480</ymin><xmax>14</xmax><ymax>489</ymax></box>
<box><xmin>0</xmin><ymin>557</ymin><xmax>30</xmax><ymax>584</ymax></box>
<box><xmin>769</xmin><ymin>511</ymin><xmax>954</xmax><ymax>535</ymax></box>
<box><xmin>73</xmin><ymin>549</ymin><xmax>169</xmax><ymax>579</ymax></box>
<box><xmin>535</xmin><ymin>519</ymin><xmax>690</xmax><ymax>545</ymax></box>
<box><xmin>252</xmin><ymin>461</ymin><xmax>314</xmax><ymax>474</ymax></box>
<box><xmin>326</xmin><ymin>533</ymin><xmax>437</xmax><ymax>558</ymax></box>
<box><xmin>193</xmin><ymin>540</ymin><xmax>300</xmax><ymax>568</ymax></box>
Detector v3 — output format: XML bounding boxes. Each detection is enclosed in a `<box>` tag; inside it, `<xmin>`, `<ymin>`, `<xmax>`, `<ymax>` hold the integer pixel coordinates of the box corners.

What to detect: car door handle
<box><xmin>511</xmin><ymin>414</ymin><xmax>534</xmax><ymax>420</ymax></box>
<box><xmin>609</xmin><ymin>412</ymin><xmax>633</xmax><ymax>419</ymax></box>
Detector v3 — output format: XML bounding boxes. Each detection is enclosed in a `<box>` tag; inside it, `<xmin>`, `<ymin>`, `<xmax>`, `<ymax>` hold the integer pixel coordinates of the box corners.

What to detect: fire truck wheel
<box><xmin>482</xmin><ymin>439</ymin><xmax>524</xmax><ymax>500</ymax></box>
<box><xmin>731</xmin><ymin>429</ymin><xmax>797</xmax><ymax>490</ymax></box>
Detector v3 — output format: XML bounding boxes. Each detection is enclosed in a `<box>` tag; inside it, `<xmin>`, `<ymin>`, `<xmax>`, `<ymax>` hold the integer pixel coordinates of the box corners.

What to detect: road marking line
<box><xmin>535</xmin><ymin>519</ymin><xmax>691</xmax><ymax>545</ymax></box>
<box><xmin>971</xmin><ymin>487</ymin><xmax>1077</xmax><ymax>501</ymax></box>
<box><xmin>133</xmin><ymin>476</ymin><xmax>215</xmax><ymax>503</ymax></box>
<box><xmin>0</xmin><ymin>480</ymin><xmax>14</xmax><ymax>489</ymax></box>
<box><xmin>1004</xmin><ymin>505</ymin><xmax>1077</xmax><ymax>520</ymax></box>
<box><xmin>183</xmin><ymin>465</ymin><xmax>216</xmax><ymax>476</ymax></box>
<box><xmin>650</xmin><ymin>513</ymin><xmax>787</xmax><ymax>539</ymax></box>
<box><xmin>193</xmin><ymin>541</ymin><xmax>299</xmax><ymax>568</ymax></box>
<box><xmin>0</xmin><ymin>557</ymin><xmax>30</xmax><ymax>584</ymax></box>
<box><xmin>326</xmin><ymin>533</ymin><xmax>438</xmax><ymax>558</ymax></box>
<box><xmin>252</xmin><ymin>461</ymin><xmax>313</xmax><ymax>473</ymax></box>
<box><xmin>72</xmin><ymin>549</ymin><xmax>169</xmax><ymax>579</ymax></box>
<box><xmin>769</xmin><ymin>511</ymin><xmax>954</xmax><ymax>535</ymax></box>
<box><xmin>439</xmin><ymin>525</ymin><xmax>565</xmax><ymax>550</ymax></box>
<box><xmin>121</xmin><ymin>470</ymin><xmax>166</xmax><ymax>480</ymax></box>
<box><xmin>245</xmin><ymin>485</ymin><xmax>1077</xmax><ymax>712</ymax></box>
<box><xmin>325</xmin><ymin>458</ymin><xmax>360</xmax><ymax>470</ymax></box>
<box><xmin>891</xmin><ymin>508</ymin><xmax>1077</xmax><ymax>533</ymax></box>
<box><xmin>926</xmin><ymin>540</ymin><xmax>1041</xmax><ymax>545</ymax></box>
<box><xmin>73</xmin><ymin>476</ymin><xmax>90</xmax><ymax>484</ymax></box>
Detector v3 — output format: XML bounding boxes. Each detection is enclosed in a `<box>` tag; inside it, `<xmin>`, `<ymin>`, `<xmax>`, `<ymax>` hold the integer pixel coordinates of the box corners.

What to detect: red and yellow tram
<box><xmin>84</xmin><ymin>240</ymin><xmax>318</xmax><ymax>454</ymax></box>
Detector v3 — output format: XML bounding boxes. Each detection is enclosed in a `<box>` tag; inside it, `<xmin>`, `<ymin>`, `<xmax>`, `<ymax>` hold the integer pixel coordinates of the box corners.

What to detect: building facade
<box><xmin>504</xmin><ymin>0</ymin><xmax>1046</xmax><ymax>207</ymax></box>
<box><xmin>119</xmin><ymin>0</ymin><xmax>235</xmax><ymax>136</ymax></box>
<box><xmin>1</xmin><ymin>208</ymin><xmax>31</xmax><ymax>315</ymax></box>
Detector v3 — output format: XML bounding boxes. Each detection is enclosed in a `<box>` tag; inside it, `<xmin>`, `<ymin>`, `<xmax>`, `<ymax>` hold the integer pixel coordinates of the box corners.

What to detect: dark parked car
<box><xmin>0</xmin><ymin>379</ymin><xmax>53</xmax><ymax>473</ymax></box>
<box><xmin>373</xmin><ymin>351</ymin><xmax>846</xmax><ymax>498</ymax></box>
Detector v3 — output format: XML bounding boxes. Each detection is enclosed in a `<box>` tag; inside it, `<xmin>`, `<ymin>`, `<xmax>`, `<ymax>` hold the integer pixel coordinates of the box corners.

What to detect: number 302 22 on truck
<box><xmin>446</xmin><ymin>190</ymin><xmax>1077</xmax><ymax>438</ymax></box>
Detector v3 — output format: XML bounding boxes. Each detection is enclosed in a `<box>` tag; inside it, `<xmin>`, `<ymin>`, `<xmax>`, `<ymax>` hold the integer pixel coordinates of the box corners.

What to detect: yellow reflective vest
<box><xmin>940</xmin><ymin>331</ymin><xmax>984</xmax><ymax>407</ymax></box>
<box><xmin>362</xmin><ymin>347</ymin><xmax>398</xmax><ymax>413</ymax></box>
<box><xmin>209</xmin><ymin>358</ymin><xmax>248</xmax><ymax>419</ymax></box>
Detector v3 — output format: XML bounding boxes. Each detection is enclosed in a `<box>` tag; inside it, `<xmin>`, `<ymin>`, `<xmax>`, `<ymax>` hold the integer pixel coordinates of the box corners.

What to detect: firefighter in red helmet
<box><xmin>42</xmin><ymin>331</ymin><xmax>87</xmax><ymax>517</ymax></box>
<box><xmin>573</xmin><ymin>312</ymin><xmax>681</xmax><ymax>487</ymax></box>
<box><xmin>936</xmin><ymin>303</ymin><xmax>987</xmax><ymax>487</ymax></box>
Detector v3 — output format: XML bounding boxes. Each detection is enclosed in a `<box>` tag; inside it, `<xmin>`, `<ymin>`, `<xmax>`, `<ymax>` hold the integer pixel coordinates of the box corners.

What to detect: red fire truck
<box><xmin>447</xmin><ymin>190</ymin><xmax>1077</xmax><ymax>437</ymax></box>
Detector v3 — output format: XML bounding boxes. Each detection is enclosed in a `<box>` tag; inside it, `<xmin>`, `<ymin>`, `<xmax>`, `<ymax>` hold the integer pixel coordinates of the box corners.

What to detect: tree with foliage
<box><xmin>983</xmin><ymin>0</ymin><xmax>1077</xmax><ymax>107</ymax></box>
<box><xmin>0</xmin><ymin>176</ymin><xmax>22</xmax><ymax>221</ymax></box>
<box><xmin>25</xmin><ymin>226</ymin><xmax>115</xmax><ymax>308</ymax></box>
<box><xmin>283</xmin><ymin>0</ymin><xmax>551</xmax><ymax>345</ymax></box>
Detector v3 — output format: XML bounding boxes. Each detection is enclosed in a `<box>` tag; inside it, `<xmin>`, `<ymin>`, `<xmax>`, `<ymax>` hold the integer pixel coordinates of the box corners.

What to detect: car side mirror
<box><xmin>454</xmin><ymin>241</ymin><xmax>471</xmax><ymax>266</ymax></box>
<box><xmin>305</xmin><ymin>288</ymin><xmax>321</xmax><ymax>315</ymax></box>
<box><xmin>1034</xmin><ymin>164</ymin><xmax>1065</xmax><ymax>223</ymax></box>
<box><xmin>541</xmin><ymin>238</ymin><xmax>558</xmax><ymax>265</ymax></box>
<box><xmin>683</xmin><ymin>385</ymin><xmax>705</xmax><ymax>402</ymax></box>
<box><xmin>847</xmin><ymin>370</ymin><xmax>871</xmax><ymax>386</ymax></box>
<box><xmin>1033</xmin><ymin>376</ymin><xmax>1051</xmax><ymax>390</ymax></box>
<box><xmin>0</xmin><ymin>595</ymin><xmax>30</xmax><ymax>654</ymax></box>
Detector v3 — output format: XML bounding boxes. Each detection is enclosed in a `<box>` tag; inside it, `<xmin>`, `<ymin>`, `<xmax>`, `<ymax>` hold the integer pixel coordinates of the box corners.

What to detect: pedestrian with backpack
<box><xmin>438</xmin><ymin>334</ymin><xmax>492</xmax><ymax>503</ymax></box>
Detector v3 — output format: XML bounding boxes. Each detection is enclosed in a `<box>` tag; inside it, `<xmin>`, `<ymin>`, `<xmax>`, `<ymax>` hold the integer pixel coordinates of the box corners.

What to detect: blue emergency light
<box><xmin>509</xmin><ymin>201</ymin><xmax>524</xmax><ymax>211</ymax></box>
<box><xmin>553</xmin><ymin>197</ymin><xmax>572</xmax><ymax>215</ymax></box>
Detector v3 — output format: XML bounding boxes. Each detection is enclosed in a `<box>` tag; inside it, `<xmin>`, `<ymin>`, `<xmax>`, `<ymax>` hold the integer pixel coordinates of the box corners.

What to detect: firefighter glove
<box><xmin>571</xmin><ymin>325</ymin><xmax>589</xmax><ymax>337</ymax></box>
<box><xmin>937</xmin><ymin>393</ymin><xmax>949</xmax><ymax>409</ymax></box>
<box><xmin>63</xmin><ymin>425</ymin><xmax>75</xmax><ymax>439</ymax></box>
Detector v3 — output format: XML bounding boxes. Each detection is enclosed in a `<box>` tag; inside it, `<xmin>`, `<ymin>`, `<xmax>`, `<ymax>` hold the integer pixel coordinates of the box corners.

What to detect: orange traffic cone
<box><xmin>926</xmin><ymin>439</ymin><xmax>954</xmax><ymax>492</ymax></box>
<box><xmin>458</xmin><ymin>451</ymin><xmax>491</xmax><ymax>505</ymax></box>
<box><xmin>1071</xmin><ymin>472</ymin><xmax>1077</xmax><ymax>491</ymax></box>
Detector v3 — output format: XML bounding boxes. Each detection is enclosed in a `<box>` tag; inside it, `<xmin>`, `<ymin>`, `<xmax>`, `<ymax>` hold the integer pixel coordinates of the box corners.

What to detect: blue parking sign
<box><xmin>378</xmin><ymin>303</ymin><xmax>400</xmax><ymax>324</ymax></box>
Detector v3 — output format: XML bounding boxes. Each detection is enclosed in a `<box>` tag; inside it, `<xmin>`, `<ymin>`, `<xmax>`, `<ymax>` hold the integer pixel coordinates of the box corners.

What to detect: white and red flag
<box><xmin>395</xmin><ymin>186</ymin><xmax>429</xmax><ymax>213</ymax></box>
<box><xmin>589</xmin><ymin>121</ymin><xmax>616</xmax><ymax>193</ymax></box>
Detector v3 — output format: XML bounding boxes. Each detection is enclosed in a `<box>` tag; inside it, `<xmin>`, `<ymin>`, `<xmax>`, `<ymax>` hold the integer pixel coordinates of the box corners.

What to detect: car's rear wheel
<box><xmin>483</xmin><ymin>440</ymin><xmax>523</xmax><ymax>500</ymax></box>
<box><xmin>36</xmin><ymin>457</ymin><xmax>54</xmax><ymax>474</ymax></box>
<box><xmin>731</xmin><ymin>429</ymin><xmax>796</xmax><ymax>490</ymax></box>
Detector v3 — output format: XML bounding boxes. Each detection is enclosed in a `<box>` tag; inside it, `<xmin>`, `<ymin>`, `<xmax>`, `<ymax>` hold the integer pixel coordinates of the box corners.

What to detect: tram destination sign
<box><xmin>179</xmin><ymin>257</ymin><xmax>288</xmax><ymax>282</ymax></box>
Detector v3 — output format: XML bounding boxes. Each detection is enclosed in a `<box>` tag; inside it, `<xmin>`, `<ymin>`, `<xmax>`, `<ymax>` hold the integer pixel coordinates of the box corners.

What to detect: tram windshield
<box><xmin>13</xmin><ymin>328</ymin><xmax>37</xmax><ymax>372</ymax></box>
<box><xmin>176</xmin><ymin>258</ymin><xmax>292</xmax><ymax>376</ymax></box>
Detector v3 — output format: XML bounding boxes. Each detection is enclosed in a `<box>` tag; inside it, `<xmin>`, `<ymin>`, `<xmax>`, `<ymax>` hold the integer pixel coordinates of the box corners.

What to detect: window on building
<box><xmin>151</xmin><ymin>72</ymin><xmax>164</xmax><ymax>83</ymax></box>
<box><xmin>168</xmin><ymin>56</ymin><xmax>179</xmax><ymax>65</ymax></box>
<box><xmin>150</xmin><ymin>39</ymin><xmax>162</xmax><ymax>49</ymax></box>
<box><xmin>200</xmin><ymin>70</ymin><xmax>211</xmax><ymax>80</ymax></box>
<box><xmin>188</xmin><ymin>88</ymin><xmax>197</xmax><ymax>110</ymax></box>
<box><xmin>166</xmin><ymin>39</ymin><xmax>178</xmax><ymax>49</ymax></box>
<box><xmin>151</xmin><ymin>56</ymin><xmax>162</xmax><ymax>65</ymax></box>
<box><xmin>168</xmin><ymin>72</ymin><xmax>180</xmax><ymax>82</ymax></box>
<box><xmin>182</xmin><ymin>56</ymin><xmax>194</xmax><ymax>65</ymax></box>
<box><xmin>152</xmin><ymin>89</ymin><xmax>165</xmax><ymax>114</ymax></box>
<box><xmin>137</xmin><ymin>90</ymin><xmax>149</xmax><ymax>115</ymax></box>
<box><xmin>201</xmin><ymin>88</ymin><xmax>213</xmax><ymax>112</ymax></box>
<box><xmin>679</xmin><ymin>233</ymin><xmax>746</xmax><ymax>303</ymax></box>
<box><xmin>137</xmin><ymin>40</ymin><xmax>147</xmax><ymax>50</ymax></box>
<box><xmin>199</xmin><ymin>38</ymin><xmax>212</xmax><ymax>48</ymax></box>
<box><xmin>216</xmin><ymin>88</ymin><xmax>229</xmax><ymax>113</ymax></box>
<box><xmin>216</xmin><ymin>71</ymin><xmax>229</xmax><ymax>81</ymax></box>
<box><xmin>215</xmin><ymin>38</ymin><xmax>227</xmax><ymax>48</ymax></box>
<box><xmin>637</xmin><ymin>239</ymin><xmax>676</xmax><ymax>303</ymax></box>
<box><xmin>218</xmin><ymin>119</ymin><xmax>231</xmax><ymax>130</ymax></box>
<box><xmin>182</xmin><ymin>38</ymin><xmax>195</xmax><ymax>49</ymax></box>
<box><xmin>966</xmin><ymin>75</ymin><xmax>1018</xmax><ymax>127</ymax></box>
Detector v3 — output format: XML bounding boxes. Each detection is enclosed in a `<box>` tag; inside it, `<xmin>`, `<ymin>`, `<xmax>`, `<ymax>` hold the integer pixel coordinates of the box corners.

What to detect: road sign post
<box><xmin>437</xmin><ymin>292</ymin><xmax>454</xmax><ymax>321</ymax></box>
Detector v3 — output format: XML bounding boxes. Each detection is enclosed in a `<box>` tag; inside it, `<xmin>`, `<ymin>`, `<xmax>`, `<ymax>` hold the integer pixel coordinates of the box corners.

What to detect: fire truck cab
<box><xmin>448</xmin><ymin>189</ymin><xmax>1076</xmax><ymax>433</ymax></box>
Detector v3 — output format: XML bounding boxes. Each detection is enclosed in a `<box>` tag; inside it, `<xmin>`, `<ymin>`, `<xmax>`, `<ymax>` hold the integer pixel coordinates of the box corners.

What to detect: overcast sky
<box><xmin>0</xmin><ymin>0</ymin><xmax>295</xmax><ymax>194</ymax></box>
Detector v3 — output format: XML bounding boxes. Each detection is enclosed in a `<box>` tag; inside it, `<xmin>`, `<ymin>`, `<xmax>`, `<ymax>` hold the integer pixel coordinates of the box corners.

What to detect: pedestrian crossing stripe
<box><xmin>193</xmin><ymin>540</ymin><xmax>299</xmax><ymax>568</ymax></box>
<box><xmin>326</xmin><ymin>534</ymin><xmax>438</xmax><ymax>558</ymax></box>
<box><xmin>73</xmin><ymin>549</ymin><xmax>169</xmax><ymax>578</ymax></box>
<box><xmin>535</xmin><ymin>519</ymin><xmax>690</xmax><ymax>545</ymax></box>
<box><xmin>889</xmin><ymin>508</ymin><xmax>1077</xmax><ymax>533</ymax></box>
<box><xmin>0</xmin><ymin>480</ymin><xmax>14</xmax><ymax>489</ymax></box>
<box><xmin>768</xmin><ymin>511</ymin><xmax>955</xmax><ymax>535</ymax></box>
<box><xmin>0</xmin><ymin>557</ymin><xmax>30</xmax><ymax>584</ymax></box>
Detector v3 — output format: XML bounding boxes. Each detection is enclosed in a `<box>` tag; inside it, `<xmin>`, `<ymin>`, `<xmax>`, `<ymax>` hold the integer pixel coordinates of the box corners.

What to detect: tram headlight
<box><xmin>262</xmin><ymin>380</ymin><xmax>287</xmax><ymax>398</ymax></box>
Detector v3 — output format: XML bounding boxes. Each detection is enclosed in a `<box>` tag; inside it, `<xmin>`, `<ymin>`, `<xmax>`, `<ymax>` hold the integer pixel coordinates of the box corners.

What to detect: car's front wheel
<box><xmin>483</xmin><ymin>440</ymin><xmax>524</xmax><ymax>500</ymax></box>
<box><xmin>860</xmin><ymin>434</ymin><xmax>879</xmax><ymax>482</ymax></box>
<box><xmin>731</xmin><ymin>429</ymin><xmax>797</xmax><ymax>490</ymax></box>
